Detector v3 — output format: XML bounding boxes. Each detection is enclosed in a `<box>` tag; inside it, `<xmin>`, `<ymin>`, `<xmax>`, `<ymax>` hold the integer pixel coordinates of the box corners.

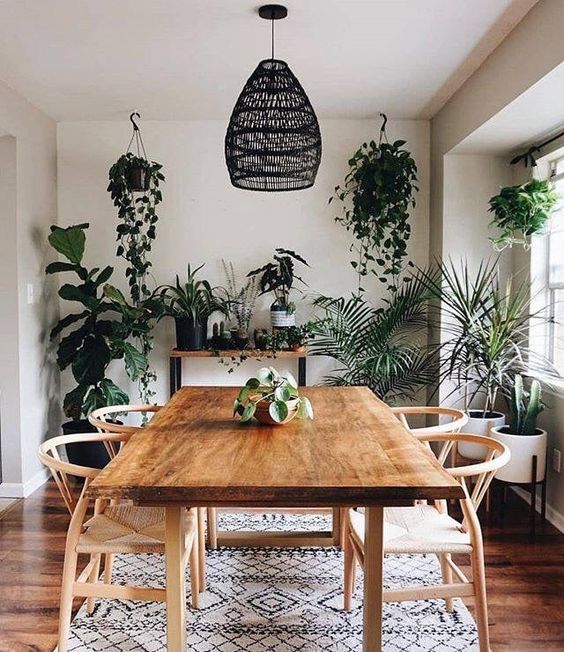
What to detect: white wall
<box><xmin>0</xmin><ymin>79</ymin><xmax>59</xmax><ymax>497</ymax></box>
<box><xmin>57</xmin><ymin>119</ymin><xmax>430</xmax><ymax>405</ymax></box>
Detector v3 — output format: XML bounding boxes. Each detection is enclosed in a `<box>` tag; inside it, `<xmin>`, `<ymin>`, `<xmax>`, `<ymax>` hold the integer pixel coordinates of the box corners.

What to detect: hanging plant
<box><xmin>107</xmin><ymin>112</ymin><xmax>165</xmax><ymax>404</ymax></box>
<box><xmin>488</xmin><ymin>178</ymin><xmax>559</xmax><ymax>250</ymax></box>
<box><xmin>330</xmin><ymin>113</ymin><xmax>418</xmax><ymax>293</ymax></box>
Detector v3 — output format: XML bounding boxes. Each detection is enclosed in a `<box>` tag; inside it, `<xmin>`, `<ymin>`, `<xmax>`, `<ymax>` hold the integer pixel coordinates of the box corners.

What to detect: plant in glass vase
<box><xmin>247</xmin><ymin>248</ymin><xmax>309</xmax><ymax>329</ymax></box>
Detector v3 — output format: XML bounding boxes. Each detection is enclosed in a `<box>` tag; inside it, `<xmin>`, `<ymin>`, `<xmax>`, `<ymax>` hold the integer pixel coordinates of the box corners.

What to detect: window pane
<box><xmin>553</xmin><ymin>289</ymin><xmax>564</xmax><ymax>372</ymax></box>
<box><xmin>549</xmin><ymin>178</ymin><xmax>564</xmax><ymax>288</ymax></box>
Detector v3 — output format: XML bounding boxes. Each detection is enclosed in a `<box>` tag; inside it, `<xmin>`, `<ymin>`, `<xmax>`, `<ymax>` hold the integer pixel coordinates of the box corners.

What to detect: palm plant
<box><xmin>308</xmin><ymin>269</ymin><xmax>437</xmax><ymax>403</ymax></box>
<box><xmin>423</xmin><ymin>258</ymin><xmax>561</xmax><ymax>415</ymax></box>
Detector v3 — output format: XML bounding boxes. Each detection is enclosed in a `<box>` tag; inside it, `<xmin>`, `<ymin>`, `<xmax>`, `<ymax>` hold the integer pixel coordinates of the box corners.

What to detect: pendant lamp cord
<box><xmin>271</xmin><ymin>12</ymin><xmax>275</xmax><ymax>60</ymax></box>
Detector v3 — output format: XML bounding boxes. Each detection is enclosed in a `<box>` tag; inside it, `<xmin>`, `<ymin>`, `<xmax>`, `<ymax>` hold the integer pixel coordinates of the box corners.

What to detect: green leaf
<box><xmin>284</xmin><ymin>371</ymin><xmax>298</xmax><ymax>390</ymax></box>
<box><xmin>58</xmin><ymin>284</ymin><xmax>99</xmax><ymax>310</ymax></box>
<box><xmin>245</xmin><ymin>377</ymin><xmax>261</xmax><ymax>389</ymax></box>
<box><xmin>63</xmin><ymin>384</ymin><xmax>87</xmax><ymax>420</ymax></box>
<box><xmin>56</xmin><ymin>324</ymin><xmax>89</xmax><ymax>369</ymax></box>
<box><xmin>257</xmin><ymin>367</ymin><xmax>273</xmax><ymax>384</ymax></box>
<box><xmin>71</xmin><ymin>334</ymin><xmax>111</xmax><ymax>386</ymax></box>
<box><xmin>233</xmin><ymin>399</ymin><xmax>240</xmax><ymax>417</ymax></box>
<box><xmin>48</xmin><ymin>224</ymin><xmax>87</xmax><ymax>264</ymax></box>
<box><xmin>275</xmin><ymin>386</ymin><xmax>291</xmax><ymax>402</ymax></box>
<box><xmin>99</xmin><ymin>379</ymin><xmax>129</xmax><ymax>407</ymax></box>
<box><xmin>123</xmin><ymin>342</ymin><xmax>148</xmax><ymax>381</ymax></box>
<box><xmin>45</xmin><ymin>261</ymin><xmax>79</xmax><ymax>275</ymax></box>
<box><xmin>237</xmin><ymin>386</ymin><xmax>251</xmax><ymax>403</ymax></box>
<box><xmin>240</xmin><ymin>403</ymin><xmax>256</xmax><ymax>423</ymax></box>
<box><xmin>50</xmin><ymin>311</ymin><xmax>88</xmax><ymax>338</ymax></box>
<box><xmin>269</xmin><ymin>400</ymin><xmax>289</xmax><ymax>423</ymax></box>
<box><xmin>93</xmin><ymin>266</ymin><xmax>114</xmax><ymax>287</ymax></box>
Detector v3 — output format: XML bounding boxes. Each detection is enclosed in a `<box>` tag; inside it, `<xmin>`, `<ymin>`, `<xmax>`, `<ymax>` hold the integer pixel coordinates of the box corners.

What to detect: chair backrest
<box><xmin>391</xmin><ymin>406</ymin><xmax>468</xmax><ymax>434</ymax></box>
<box><xmin>88</xmin><ymin>404</ymin><xmax>162</xmax><ymax>438</ymax></box>
<box><xmin>416</xmin><ymin>432</ymin><xmax>510</xmax><ymax>512</ymax></box>
<box><xmin>38</xmin><ymin>431</ymin><xmax>128</xmax><ymax>515</ymax></box>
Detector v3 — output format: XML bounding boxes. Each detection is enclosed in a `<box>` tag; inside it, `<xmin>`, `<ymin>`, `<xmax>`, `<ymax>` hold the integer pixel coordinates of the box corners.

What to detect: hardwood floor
<box><xmin>0</xmin><ymin>480</ymin><xmax>562</xmax><ymax>652</ymax></box>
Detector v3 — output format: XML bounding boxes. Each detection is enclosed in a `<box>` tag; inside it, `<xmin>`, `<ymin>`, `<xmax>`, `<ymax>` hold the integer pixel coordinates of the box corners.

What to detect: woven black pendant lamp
<box><xmin>225</xmin><ymin>4</ymin><xmax>322</xmax><ymax>192</ymax></box>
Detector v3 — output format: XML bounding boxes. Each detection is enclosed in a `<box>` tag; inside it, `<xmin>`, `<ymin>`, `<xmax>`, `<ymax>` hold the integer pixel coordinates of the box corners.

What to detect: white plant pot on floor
<box><xmin>458</xmin><ymin>410</ymin><xmax>505</xmax><ymax>460</ymax></box>
<box><xmin>490</xmin><ymin>426</ymin><xmax>547</xmax><ymax>483</ymax></box>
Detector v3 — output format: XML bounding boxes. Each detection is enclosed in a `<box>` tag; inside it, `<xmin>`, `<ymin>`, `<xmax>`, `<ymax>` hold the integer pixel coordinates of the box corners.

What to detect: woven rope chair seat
<box><xmin>349</xmin><ymin>506</ymin><xmax>472</xmax><ymax>555</ymax></box>
<box><xmin>77</xmin><ymin>505</ymin><xmax>196</xmax><ymax>554</ymax></box>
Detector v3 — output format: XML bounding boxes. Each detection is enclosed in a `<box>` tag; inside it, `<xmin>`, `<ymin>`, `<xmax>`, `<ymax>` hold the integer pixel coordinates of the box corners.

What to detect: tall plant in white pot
<box><xmin>424</xmin><ymin>259</ymin><xmax>559</xmax><ymax>459</ymax></box>
<box><xmin>491</xmin><ymin>375</ymin><xmax>547</xmax><ymax>483</ymax></box>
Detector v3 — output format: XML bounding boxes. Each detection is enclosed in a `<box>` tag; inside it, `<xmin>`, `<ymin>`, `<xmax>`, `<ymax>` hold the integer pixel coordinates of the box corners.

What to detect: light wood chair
<box><xmin>89</xmin><ymin>403</ymin><xmax>207</xmax><ymax>592</ymax></box>
<box><xmin>390</xmin><ymin>405</ymin><xmax>468</xmax><ymax>433</ymax></box>
<box><xmin>343</xmin><ymin>432</ymin><xmax>510</xmax><ymax>652</ymax></box>
<box><xmin>39</xmin><ymin>431</ymin><xmax>202</xmax><ymax>652</ymax></box>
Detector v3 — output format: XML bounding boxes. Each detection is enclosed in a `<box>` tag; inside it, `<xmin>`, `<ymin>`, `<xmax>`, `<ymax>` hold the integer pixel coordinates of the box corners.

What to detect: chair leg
<box><xmin>58</xmin><ymin>546</ymin><xmax>80</xmax><ymax>652</ymax></box>
<box><xmin>343</xmin><ymin>531</ymin><xmax>356</xmax><ymax>611</ymax></box>
<box><xmin>103</xmin><ymin>553</ymin><xmax>114</xmax><ymax>584</ymax></box>
<box><xmin>189</xmin><ymin>525</ymin><xmax>200</xmax><ymax>609</ymax></box>
<box><xmin>197</xmin><ymin>508</ymin><xmax>206</xmax><ymax>591</ymax></box>
<box><xmin>207</xmin><ymin>507</ymin><xmax>218</xmax><ymax>549</ymax></box>
<box><xmin>471</xmin><ymin>546</ymin><xmax>491</xmax><ymax>652</ymax></box>
<box><xmin>86</xmin><ymin>553</ymin><xmax>102</xmax><ymax>614</ymax></box>
<box><xmin>438</xmin><ymin>553</ymin><xmax>454</xmax><ymax>612</ymax></box>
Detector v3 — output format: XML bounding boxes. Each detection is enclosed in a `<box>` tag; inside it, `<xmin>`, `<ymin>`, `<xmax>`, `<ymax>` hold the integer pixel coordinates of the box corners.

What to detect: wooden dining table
<box><xmin>88</xmin><ymin>385</ymin><xmax>464</xmax><ymax>651</ymax></box>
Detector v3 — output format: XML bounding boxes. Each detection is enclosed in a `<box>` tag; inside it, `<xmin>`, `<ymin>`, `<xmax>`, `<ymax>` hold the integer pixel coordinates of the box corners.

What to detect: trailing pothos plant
<box><xmin>488</xmin><ymin>178</ymin><xmax>559</xmax><ymax>250</ymax></box>
<box><xmin>107</xmin><ymin>139</ymin><xmax>165</xmax><ymax>403</ymax></box>
<box><xmin>46</xmin><ymin>223</ymin><xmax>159</xmax><ymax>420</ymax></box>
<box><xmin>330</xmin><ymin>114</ymin><xmax>418</xmax><ymax>293</ymax></box>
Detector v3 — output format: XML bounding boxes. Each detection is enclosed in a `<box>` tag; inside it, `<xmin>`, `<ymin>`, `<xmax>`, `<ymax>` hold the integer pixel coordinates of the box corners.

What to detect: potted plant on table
<box><xmin>491</xmin><ymin>375</ymin><xmax>547</xmax><ymax>483</ymax></box>
<box><xmin>160</xmin><ymin>264</ymin><xmax>227</xmax><ymax>351</ymax></box>
<box><xmin>248</xmin><ymin>248</ymin><xmax>309</xmax><ymax>329</ymax></box>
<box><xmin>234</xmin><ymin>367</ymin><xmax>314</xmax><ymax>426</ymax></box>
<box><xmin>46</xmin><ymin>223</ymin><xmax>154</xmax><ymax>467</ymax></box>
<box><xmin>424</xmin><ymin>259</ymin><xmax>560</xmax><ymax>459</ymax></box>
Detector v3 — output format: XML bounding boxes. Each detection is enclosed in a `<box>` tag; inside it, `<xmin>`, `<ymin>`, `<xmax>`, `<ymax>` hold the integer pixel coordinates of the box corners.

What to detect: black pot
<box><xmin>62</xmin><ymin>419</ymin><xmax>110</xmax><ymax>470</ymax></box>
<box><xmin>175</xmin><ymin>317</ymin><xmax>208</xmax><ymax>351</ymax></box>
<box><xmin>126</xmin><ymin>165</ymin><xmax>151</xmax><ymax>192</ymax></box>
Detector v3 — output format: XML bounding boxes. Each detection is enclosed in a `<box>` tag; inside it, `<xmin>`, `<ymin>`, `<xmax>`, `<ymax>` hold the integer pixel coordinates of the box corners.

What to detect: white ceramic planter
<box><xmin>490</xmin><ymin>426</ymin><xmax>547</xmax><ymax>483</ymax></box>
<box><xmin>458</xmin><ymin>410</ymin><xmax>505</xmax><ymax>460</ymax></box>
<box><xmin>270</xmin><ymin>307</ymin><xmax>295</xmax><ymax>328</ymax></box>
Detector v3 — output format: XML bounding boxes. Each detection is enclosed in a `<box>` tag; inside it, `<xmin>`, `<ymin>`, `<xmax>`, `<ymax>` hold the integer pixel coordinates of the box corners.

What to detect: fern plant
<box><xmin>308</xmin><ymin>269</ymin><xmax>437</xmax><ymax>403</ymax></box>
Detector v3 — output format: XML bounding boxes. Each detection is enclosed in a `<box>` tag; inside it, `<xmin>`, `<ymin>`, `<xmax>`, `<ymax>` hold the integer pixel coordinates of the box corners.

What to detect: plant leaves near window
<box><xmin>488</xmin><ymin>178</ymin><xmax>560</xmax><ymax>250</ymax></box>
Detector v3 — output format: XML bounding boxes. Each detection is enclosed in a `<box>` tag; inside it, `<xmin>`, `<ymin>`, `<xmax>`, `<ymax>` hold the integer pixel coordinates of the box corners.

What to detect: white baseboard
<box><xmin>0</xmin><ymin>468</ymin><xmax>50</xmax><ymax>498</ymax></box>
<box><xmin>512</xmin><ymin>486</ymin><xmax>564</xmax><ymax>534</ymax></box>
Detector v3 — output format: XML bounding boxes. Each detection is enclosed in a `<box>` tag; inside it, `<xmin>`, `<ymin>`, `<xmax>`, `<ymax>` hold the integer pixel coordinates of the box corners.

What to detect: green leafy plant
<box><xmin>108</xmin><ymin>151</ymin><xmax>165</xmax><ymax>403</ymax></box>
<box><xmin>330</xmin><ymin>116</ymin><xmax>418</xmax><ymax>293</ymax></box>
<box><xmin>488</xmin><ymin>178</ymin><xmax>559</xmax><ymax>250</ymax></box>
<box><xmin>284</xmin><ymin>322</ymin><xmax>318</xmax><ymax>349</ymax></box>
<box><xmin>508</xmin><ymin>375</ymin><xmax>544</xmax><ymax>435</ymax></box>
<box><xmin>422</xmin><ymin>259</ymin><xmax>561</xmax><ymax>416</ymax></box>
<box><xmin>159</xmin><ymin>264</ymin><xmax>227</xmax><ymax>322</ymax></box>
<box><xmin>307</xmin><ymin>269</ymin><xmax>437</xmax><ymax>403</ymax></box>
<box><xmin>222</xmin><ymin>259</ymin><xmax>260</xmax><ymax>335</ymax></box>
<box><xmin>46</xmin><ymin>223</ymin><xmax>154</xmax><ymax>419</ymax></box>
<box><xmin>233</xmin><ymin>367</ymin><xmax>314</xmax><ymax>424</ymax></box>
<box><xmin>247</xmin><ymin>248</ymin><xmax>309</xmax><ymax>307</ymax></box>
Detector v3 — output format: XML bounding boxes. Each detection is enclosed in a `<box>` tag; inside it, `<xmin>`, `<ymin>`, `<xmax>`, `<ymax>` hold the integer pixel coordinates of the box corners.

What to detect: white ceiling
<box><xmin>0</xmin><ymin>0</ymin><xmax>530</xmax><ymax>122</ymax></box>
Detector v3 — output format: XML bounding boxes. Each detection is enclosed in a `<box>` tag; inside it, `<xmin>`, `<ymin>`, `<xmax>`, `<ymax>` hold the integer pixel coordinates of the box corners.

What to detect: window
<box><xmin>546</xmin><ymin>159</ymin><xmax>564</xmax><ymax>370</ymax></box>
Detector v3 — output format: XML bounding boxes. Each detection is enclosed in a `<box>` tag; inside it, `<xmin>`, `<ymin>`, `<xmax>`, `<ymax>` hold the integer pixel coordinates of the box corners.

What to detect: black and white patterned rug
<box><xmin>67</xmin><ymin>513</ymin><xmax>478</xmax><ymax>651</ymax></box>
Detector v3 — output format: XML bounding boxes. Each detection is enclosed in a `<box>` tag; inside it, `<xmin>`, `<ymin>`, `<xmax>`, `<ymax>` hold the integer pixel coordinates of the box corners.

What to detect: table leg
<box><xmin>363</xmin><ymin>506</ymin><xmax>384</xmax><ymax>652</ymax></box>
<box><xmin>165</xmin><ymin>506</ymin><xmax>186</xmax><ymax>652</ymax></box>
<box><xmin>298</xmin><ymin>357</ymin><xmax>306</xmax><ymax>386</ymax></box>
<box><xmin>169</xmin><ymin>357</ymin><xmax>177</xmax><ymax>398</ymax></box>
<box><xmin>176</xmin><ymin>358</ymin><xmax>182</xmax><ymax>393</ymax></box>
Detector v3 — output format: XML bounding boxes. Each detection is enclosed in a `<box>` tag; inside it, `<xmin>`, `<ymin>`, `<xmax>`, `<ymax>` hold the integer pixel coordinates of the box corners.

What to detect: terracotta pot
<box><xmin>490</xmin><ymin>426</ymin><xmax>546</xmax><ymax>483</ymax></box>
<box><xmin>253</xmin><ymin>397</ymin><xmax>300</xmax><ymax>426</ymax></box>
<box><xmin>290</xmin><ymin>344</ymin><xmax>306</xmax><ymax>353</ymax></box>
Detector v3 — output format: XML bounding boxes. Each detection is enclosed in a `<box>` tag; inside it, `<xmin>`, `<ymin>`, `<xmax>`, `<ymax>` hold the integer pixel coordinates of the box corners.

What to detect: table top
<box><xmin>88</xmin><ymin>386</ymin><xmax>464</xmax><ymax>506</ymax></box>
<box><xmin>169</xmin><ymin>348</ymin><xmax>307</xmax><ymax>358</ymax></box>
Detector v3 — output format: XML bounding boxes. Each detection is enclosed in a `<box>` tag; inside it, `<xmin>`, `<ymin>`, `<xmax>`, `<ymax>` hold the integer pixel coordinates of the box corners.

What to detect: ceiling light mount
<box><xmin>258</xmin><ymin>4</ymin><xmax>288</xmax><ymax>21</ymax></box>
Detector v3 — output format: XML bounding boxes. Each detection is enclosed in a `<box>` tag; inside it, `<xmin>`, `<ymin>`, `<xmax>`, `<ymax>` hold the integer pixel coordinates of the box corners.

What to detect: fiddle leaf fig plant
<box><xmin>330</xmin><ymin>116</ymin><xmax>418</xmax><ymax>293</ymax></box>
<box><xmin>488</xmin><ymin>178</ymin><xmax>559</xmax><ymax>250</ymax></box>
<box><xmin>46</xmin><ymin>223</ymin><xmax>153</xmax><ymax>419</ymax></box>
<box><xmin>233</xmin><ymin>367</ymin><xmax>314</xmax><ymax>424</ymax></box>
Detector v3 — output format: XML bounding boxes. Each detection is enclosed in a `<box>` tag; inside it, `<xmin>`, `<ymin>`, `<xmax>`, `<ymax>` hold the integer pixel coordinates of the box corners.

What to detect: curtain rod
<box><xmin>510</xmin><ymin>128</ymin><xmax>564</xmax><ymax>168</ymax></box>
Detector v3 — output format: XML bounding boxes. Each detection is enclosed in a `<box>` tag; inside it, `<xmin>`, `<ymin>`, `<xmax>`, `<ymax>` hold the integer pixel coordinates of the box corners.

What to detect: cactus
<box><xmin>522</xmin><ymin>378</ymin><xmax>543</xmax><ymax>435</ymax></box>
<box><xmin>508</xmin><ymin>375</ymin><xmax>544</xmax><ymax>435</ymax></box>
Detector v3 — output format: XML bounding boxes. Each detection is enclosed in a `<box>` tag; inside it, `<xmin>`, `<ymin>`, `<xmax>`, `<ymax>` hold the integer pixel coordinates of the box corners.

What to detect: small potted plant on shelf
<box><xmin>159</xmin><ymin>264</ymin><xmax>227</xmax><ymax>351</ymax></box>
<box><xmin>488</xmin><ymin>178</ymin><xmax>559</xmax><ymax>251</ymax></box>
<box><xmin>248</xmin><ymin>248</ymin><xmax>309</xmax><ymax>329</ymax></box>
<box><xmin>491</xmin><ymin>375</ymin><xmax>546</xmax><ymax>483</ymax></box>
<box><xmin>46</xmin><ymin>223</ymin><xmax>153</xmax><ymax>467</ymax></box>
<box><xmin>222</xmin><ymin>259</ymin><xmax>259</xmax><ymax>350</ymax></box>
<box><xmin>286</xmin><ymin>322</ymin><xmax>317</xmax><ymax>352</ymax></box>
<box><xmin>234</xmin><ymin>367</ymin><xmax>314</xmax><ymax>426</ymax></box>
